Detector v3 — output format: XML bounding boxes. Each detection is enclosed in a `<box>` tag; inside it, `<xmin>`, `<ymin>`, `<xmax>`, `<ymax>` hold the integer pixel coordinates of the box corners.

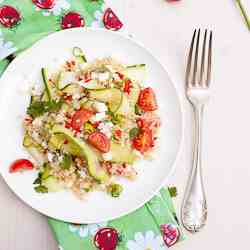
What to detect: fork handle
<box><xmin>181</xmin><ymin>105</ymin><xmax>207</xmax><ymax>233</ymax></box>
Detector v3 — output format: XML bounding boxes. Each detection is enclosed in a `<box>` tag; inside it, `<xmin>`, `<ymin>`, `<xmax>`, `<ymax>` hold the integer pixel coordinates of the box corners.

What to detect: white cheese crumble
<box><xmin>133</xmin><ymin>149</ymin><xmax>143</xmax><ymax>158</ymax></box>
<box><xmin>98</xmin><ymin>72</ymin><xmax>110</xmax><ymax>81</ymax></box>
<box><xmin>78</xmin><ymin>63</ymin><xmax>88</xmax><ymax>71</ymax></box>
<box><xmin>90</xmin><ymin>112</ymin><xmax>106</xmax><ymax>123</ymax></box>
<box><xmin>47</xmin><ymin>152</ymin><xmax>54</xmax><ymax>162</ymax></box>
<box><xmin>32</xmin><ymin>117</ymin><xmax>43</xmax><ymax>128</ymax></box>
<box><xmin>102</xmin><ymin>152</ymin><xmax>112</xmax><ymax>161</ymax></box>
<box><xmin>92</xmin><ymin>102</ymin><xmax>107</xmax><ymax>112</ymax></box>
<box><xmin>98</xmin><ymin>121</ymin><xmax>113</xmax><ymax>138</ymax></box>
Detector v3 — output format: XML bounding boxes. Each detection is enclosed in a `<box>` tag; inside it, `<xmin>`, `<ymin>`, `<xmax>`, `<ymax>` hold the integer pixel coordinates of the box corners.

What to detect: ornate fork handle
<box><xmin>181</xmin><ymin>105</ymin><xmax>207</xmax><ymax>232</ymax></box>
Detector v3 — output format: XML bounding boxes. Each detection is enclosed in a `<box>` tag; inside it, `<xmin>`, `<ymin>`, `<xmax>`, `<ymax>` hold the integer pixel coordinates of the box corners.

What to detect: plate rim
<box><xmin>0</xmin><ymin>27</ymin><xmax>184</xmax><ymax>223</ymax></box>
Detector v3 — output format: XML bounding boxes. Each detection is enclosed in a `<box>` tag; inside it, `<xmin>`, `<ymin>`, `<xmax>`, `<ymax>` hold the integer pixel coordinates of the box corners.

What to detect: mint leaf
<box><xmin>27</xmin><ymin>100</ymin><xmax>64</xmax><ymax>118</ymax></box>
<box><xmin>129</xmin><ymin>127</ymin><xmax>140</xmax><ymax>140</ymax></box>
<box><xmin>60</xmin><ymin>154</ymin><xmax>72</xmax><ymax>170</ymax></box>
<box><xmin>34</xmin><ymin>185</ymin><xmax>48</xmax><ymax>193</ymax></box>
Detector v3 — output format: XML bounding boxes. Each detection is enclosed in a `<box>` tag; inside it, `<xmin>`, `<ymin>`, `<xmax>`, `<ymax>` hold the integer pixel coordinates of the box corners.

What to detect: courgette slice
<box><xmin>88</xmin><ymin>88</ymin><xmax>122</xmax><ymax>113</ymax></box>
<box><xmin>41</xmin><ymin>68</ymin><xmax>52</xmax><ymax>102</ymax></box>
<box><xmin>52</xmin><ymin>125</ymin><xmax>109</xmax><ymax>182</ymax></box>
<box><xmin>111</xmin><ymin>142</ymin><xmax>137</xmax><ymax>164</ymax></box>
<box><xmin>61</xmin><ymin>83</ymin><xmax>81</xmax><ymax>95</ymax></box>
<box><xmin>43</xmin><ymin>176</ymin><xmax>63</xmax><ymax>192</ymax></box>
<box><xmin>73</xmin><ymin>47</ymin><xmax>87</xmax><ymax>63</ymax></box>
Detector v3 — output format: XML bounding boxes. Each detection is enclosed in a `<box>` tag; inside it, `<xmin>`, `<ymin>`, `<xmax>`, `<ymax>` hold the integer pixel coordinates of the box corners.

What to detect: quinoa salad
<box><xmin>9</xmin><ymin>47</ymin><xmax>161</xmax><ymax>199</ymax></box>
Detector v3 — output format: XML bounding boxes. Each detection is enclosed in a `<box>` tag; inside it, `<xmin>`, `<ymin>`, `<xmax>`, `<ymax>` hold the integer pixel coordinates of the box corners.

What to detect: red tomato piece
<box><xmin>114</xmin><ymin>129</ymin><xmax>122</xmax><ymax>139</ymax></box>
<box><xmin>94</xmin><ymin>227</ymin><xmax>119</xmax><ymax>250</ymax></box>
<box><xmin>71</xmin><ymin>108</ymin><xmax>93</xmax><ymax>131</ymax></box>
<box><xmin>32</xmin><ymin>0</ymin><xmax>55</xmax><ymax>9</ymax></box>
<box><xmin>88</xmin><ymin>132</ymin><xmax>110</xmax><ymax>153</ymax></box>
<box><xmin>123</xmin><ymin>79</ymin><xmax>133</xmax><ymax>94</ymax></box>
<box><xmin>103</xmin><ymin>8</ymin><xmax>123</xmax><ymax>31</ymax></box>
<box><xmin>132</xmin><ymin>130</ymin><xmax>154</xmax><ymax>154</ymax></box>
<box><xmin>9</xmin><ymin>159</ymin><xmax>34</xmax><ymax>173</ymax></box>
<box><xmin>61</xmin><ymin>12</ymin><xmax>85</xmax><ymax>30</ymax></box>
<box><xmin>138</xmin><ymin>87</ymin><xmax>158</xmax><ymax>111</ymax></box>
<box><xmin>0</xmin><ymin>5</ymin><xmax>21</xmax><ymax>28</ymax></box>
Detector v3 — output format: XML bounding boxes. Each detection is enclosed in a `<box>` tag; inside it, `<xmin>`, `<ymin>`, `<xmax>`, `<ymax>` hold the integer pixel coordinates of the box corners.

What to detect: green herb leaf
<box><xmin>34</xmin><ymin>185</ymin><xmax>48</xmax><ymax>193</ymax></box>
<box><xmin>60</xmin><ymin>154</ymin><xmax>72</xmax><ymax>170</ymax></box>
<box><xmin>129</xmin><ymin>127</ymin><xmax>140</xmax><ymax>140</ymax></box>
<box><xmin>107</xmin><ymin>183</ymin><xmax>123</xmax><ymax>198</ymax></box>
<box><xmin>27</xmin><ymin>100</ymin><xmax>64</xmax><ymax>118</ymax></box>
<box><xmin>84</xmin><ymin>121</ymin><xmax>95</xmax><ymax>134</ymax></box>
<box><xmin>33</xmin><ymin>177</ymin><xmax>41</xmax><ymax>185</ymax></box>
<box><xmin>168</xmin><ymin>186</ymin><xmax>178</xmax><ymax>198</ymax></box>
<box><xmin>27</xmin><ymin>101</ymin><xmax>46</xmax><ymax>118</ymax></box>
<box><xmin>135</xmin><ymin>104</ymin><xmax>144</xmax><ymax>115</ymax></box>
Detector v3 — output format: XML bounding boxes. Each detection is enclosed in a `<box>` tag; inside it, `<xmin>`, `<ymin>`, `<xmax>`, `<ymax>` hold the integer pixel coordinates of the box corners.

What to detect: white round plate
<box><xmin>0</xmin><ymin>28</ymin><xmax>183</xmax><ymax>223</ymax></box>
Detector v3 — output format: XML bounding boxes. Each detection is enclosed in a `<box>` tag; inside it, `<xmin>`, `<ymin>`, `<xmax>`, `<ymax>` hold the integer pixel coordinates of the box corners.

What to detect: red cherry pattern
<box><xmin>161</xmin><ymin>224</ymin><xmax>180</xmax><ymax>247</ymax></box>
<box><xmin>94</xmin><ymin>227</ymin><xmax>119</xmax><ymax>250</ymax></box>
<box><xmin>0</xmin><ymin>5</ymin><xmax>21</xmax><ymax>28</ymax></box>
<box><xmin>32</xmin><ymin>0</ymin><xmax>55</xmax><ymax>9</ymax></box>
<box><xmin>103</xmin><ymin>8</ymin><xmax>123</xmax><ymax>31</ymax></box>
<box><xmin>61</xmin><ymin>12</ymin><xmax>85</xmax><ymax>30</ymax></box>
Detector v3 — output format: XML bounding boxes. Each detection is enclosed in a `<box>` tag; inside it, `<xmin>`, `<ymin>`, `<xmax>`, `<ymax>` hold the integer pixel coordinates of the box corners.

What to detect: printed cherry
<box><xmin>161</xmin><ymin>224</ymin><xmax>180</xmax><ymax>247</ymax></box>
<box><xmin>94</xmin><ymin>227</ymin><xmax>119</xmax><ymax>250</ymax></box>
<box><xmin>61</xmin><ymin>12</ymin><xmax>85</xmax><ymax>29</ymax></box>
<box><xmin>103</xmin><ymin>8</ymin><xmax>123</xmax><ymax>31</ymax></box>
<box><xmin>0</xmin><ymin>5</ymin><xmax>21</xmax><ymax>28</ymax></box>
<box><xmin>32</xmin><ymin>0</ymin><xmax>55</xmax><ymax>9</ymax></box>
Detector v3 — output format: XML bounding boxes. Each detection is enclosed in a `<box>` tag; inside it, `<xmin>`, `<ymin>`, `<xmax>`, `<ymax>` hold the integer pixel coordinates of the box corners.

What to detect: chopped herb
<box><xmin>60</xmin><ymin>154</ymin><xmax>72</xmax><ymax>170</ymax></box>
<box><xmin>107</xmin><ymin>183</ymin><xmax>123</xmax><ymax>197</ymax></box>
<box><xmin>168</xmin><ymin>186</ymin><xmax>178</xmax><ymax>198</ymax></box>
<box><xmin>135</xmin><ymin>104</ymin><xmax>144</xmax><ymax>115</ymax></box>
<box><xmin>129</xmin><ymin>127</ymin><xmax>140</xmax><ymax>140</ymax></box>
<box><xmin>33</xmin><ymin>172</ymin><xmax>42</xmax><ymax>185</ymax></box>
<box><xmin>41</xmin><ymin>163</ymin><xmax>51</xmax><ymax>180</ymax></box>
<box><xmin>27</xmin><ymin>99</ymin><xmax>64</xmax><ymax>118</ymax></box>
<box><xmin>27</xmin><ymin>101</ymin><xmax>47</xmax><ymax>118</ymax></box>
<box><xmin>84</xmin><ymin>121</ymin><xmax>95</xmax><ymax>134</ymax></box>
<box><xmin>34</xmin><ymin>185</ymin><xmax>48</xmax><ymax>193</ymax></box>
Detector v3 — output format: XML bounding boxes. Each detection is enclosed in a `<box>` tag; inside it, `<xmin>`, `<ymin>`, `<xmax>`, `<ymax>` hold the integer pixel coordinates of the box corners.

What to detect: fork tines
<box><xmin>186</xmin><ymin>29</ymin><xmax>213</xmax><ymax>88</ymax></box>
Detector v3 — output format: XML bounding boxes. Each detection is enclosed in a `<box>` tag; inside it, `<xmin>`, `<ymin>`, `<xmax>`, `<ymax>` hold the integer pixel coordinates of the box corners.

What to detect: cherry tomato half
<box><xmin>88</xmin><ymin>132</ymin><xmax>110</xmax><ymax>153</ymax></box>
<box><xmin>71</xmin><ymin>108</ymin><xmax>93</xmax><ymax>131</ymax></box>
<box><xmin>137</xmin><ymin>87</ymin><xmax>158</xmax><ymax>112</ymax></box>
<box><xmin>9</xmin><ymin>159</ymin><xmax>34</xmax><ymax>173</ymax></box>
<box><xmin>132</xmin><ymin>129</ymin><xmax>154</xmax><ymax>154</ymax></box>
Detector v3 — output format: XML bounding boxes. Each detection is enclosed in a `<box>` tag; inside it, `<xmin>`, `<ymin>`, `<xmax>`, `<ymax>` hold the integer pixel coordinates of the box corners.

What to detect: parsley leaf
<box><xmin>135</xmin><ymin>104</ymin><xmax>144</xmax><ymax>115</ymax></box>
<box><xmin>27</xmin><ymin>100</ymin><xmax>64</xmax><ymax>118</ymax></box>
<box><xmin>168</xmin><ymin>186</ymin><xmax>178</xmax><ymax>198</ymax></box>
<box><xmin>129</xmin><ymin>127</ymin><xmax>140</xmax><ymax>140</ymax></box>
<box><xmin>27</xmin><ymin>101</ymin><xmax>46</xmax><ymax>118</ymax></box>
<box><xmin>60</xmin><ymin>154</ymin><xmax>72</xmax><ymax>170</ymax></box>
<box><xmin>34</xmin><ymin>185</ymin><xmax>48</xmax><ymax>193</ymax></box>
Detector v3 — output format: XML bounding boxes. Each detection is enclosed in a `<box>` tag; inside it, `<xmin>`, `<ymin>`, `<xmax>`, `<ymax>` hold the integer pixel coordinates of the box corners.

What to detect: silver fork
<box><xmin>181</xmin><ymin>29</ymin><xmax>213</xmax><ymax>233</ymax></box>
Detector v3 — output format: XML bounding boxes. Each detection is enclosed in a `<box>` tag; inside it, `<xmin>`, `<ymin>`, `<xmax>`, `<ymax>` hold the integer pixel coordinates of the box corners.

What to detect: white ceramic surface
<box><xmin>0</xmin><ymin>28</ymin><xmax>183</xmax><ymax>223</ymax></box>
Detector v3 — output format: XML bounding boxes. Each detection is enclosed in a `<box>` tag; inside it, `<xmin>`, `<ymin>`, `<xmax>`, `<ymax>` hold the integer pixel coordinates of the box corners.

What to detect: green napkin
<box><xmin>0</xmin><ymin>1</ymin><xmax>185</xmax><ymax>249</ymax></box>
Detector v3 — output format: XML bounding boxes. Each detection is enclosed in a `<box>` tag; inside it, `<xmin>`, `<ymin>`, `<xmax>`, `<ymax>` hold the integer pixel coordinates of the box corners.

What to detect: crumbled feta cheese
<box><xmin>47</xmin><ymin>152</ymin><xmax>54</xmax><ymax>162</ymax></box>
<box><xmin>90</xmin><ymin>112</ymin><xmax>106</xmax><ymax>123</ymax></box>
<box><xmin>102</xmin><ymin>152</ymin><xmax>112</xmax><ymax>161</ymax></box>
<box><xmin>32</xmin><ymin>131</ymin><xmax>39</xmax><ymax>141</ymax></box>
<box><xmin>79</xmin><ymin>170</ymin><xmax>86</xmax><ymax>178</ymax></box>
<box><xmin>133</xmin><ymin>149</ymin><xmax>143</xmax><ymax>158</ymax></box>
<box><xmin>113</xmin><ymin>73</ymin><xmax>121</xmax><ymax>81</ymax></box>
<box><xmin>78</xmin><ymin>63</ymin><xmax>88</xmax><ymax>71</ymax></box>
<box><xmin>92</xmin><ymin>102</ymin><xmax>107</xmax><ymax>112</ymax></box>
<box><xmin>32</xmin><ymin>118</ymin><xmax>43</xmax><ymax>128</ymax></box>
<box><xmin>105</xmin><ymin>121</ymin><xmax>114</xmax><ymax>129</ymax></box>
<box><xmin>91</xmin><ymin>72</ymin><xmax>99</xmax><ymax>79</ymax></box>
<box><xmin>72</xmin><ymin>93</ymin><xmax>81</xmax><ymax>100</ymax></box>
<box><xmin>98</xmin><ymin>72</ymin><xmax>110</xmax><ymax>81</ymax></box>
